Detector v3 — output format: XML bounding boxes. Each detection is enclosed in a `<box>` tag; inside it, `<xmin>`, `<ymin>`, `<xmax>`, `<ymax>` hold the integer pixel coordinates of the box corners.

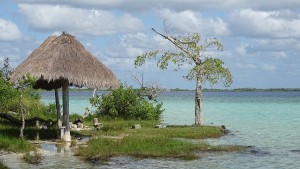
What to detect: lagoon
<box><xmin>2</xmin><ymin>91</ymin><xmax>300</xmax><ymax>168</ymax></box>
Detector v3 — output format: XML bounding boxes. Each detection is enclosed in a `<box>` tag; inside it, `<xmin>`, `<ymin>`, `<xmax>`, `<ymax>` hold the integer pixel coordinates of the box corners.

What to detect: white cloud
<box><xmin>158</xmin><ymin>9</ymin><xmax>229</xmax><ymax>36</ymax></box>
<box><xmin>229</xmin><ymin>9</ymin><xmax>300</xmax><ymax>38</ymax></box>
<box><xmin>236</xmin><ymin>63</ymin><xmax>257</xmax><ymax>69</ymax></box>
<box><xmin>250</xmin><ymin>39</ymin><xmax>300</xmax><ymax>52</ymax></box>
<box><xmin>236</xmin><ymin>43</ymin><xmax>250</xmax><ymax>56</ymax></box>
<box><xmin>0</xmin><ymin>18</ymin><xmax>23</xmax><ymax>42</ymax></box>
<box><xmin>14</xmin><ymin>0</ymin><xmax>300</xmax><ymax>12</ymax></box>
<box><xmin>94</xmin><ymin>33</ymin><xmax>156</xmax><ymax>71</ymax></box>
<box><xmin>18</xmin><ymin>4</ymin><xmax>144</xmax><ymax>36</ymax></box>
<box><xmin>262</xmin><ymin>64</ymin><xmax>276</xmax><ymax>71</ymax></box>
<box><xmin>272</xmin><ymin>52</ymin><xmax>288</xmax><ymax>59</ymax></box>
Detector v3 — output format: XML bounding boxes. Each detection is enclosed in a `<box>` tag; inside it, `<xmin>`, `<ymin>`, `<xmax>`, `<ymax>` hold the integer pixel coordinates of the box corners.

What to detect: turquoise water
<box><xmin>36</xmin><ymin>91</ymin><xmax>300</xmax><ymax>168</ymax></box>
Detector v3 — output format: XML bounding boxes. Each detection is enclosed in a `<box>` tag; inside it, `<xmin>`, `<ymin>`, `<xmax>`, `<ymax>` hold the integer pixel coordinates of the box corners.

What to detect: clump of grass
<box><xmin>74</xmin><ymin>118</ymin><xmax>245</xmax><ymax>162</ymax></box>
<box><xmin>76</xmin><ymin>136</ymin><xmax>205</xmax><ymax>161</ymax></box>
<box><xmin>126</xmin><ymin>126</ymin><xmax>224</xmax><ymax>139</ymax></box>
<box><xmin>70</xmin><ymin>140</ymin><xmax>77</xmax><ymax>147</ymax></box>
<box><xmin>23</xmin><ymin>151</ymin><xmax>43</xmax><ymax>164</ymax></box>
<box><xmin>76</xmin><ymin>134</ymin><xmax>244</xmax><ymax>161</ymax></box>
<box><xmin>0</xmin><ymin>134</ymin><xmax>34</xmax><ymax>153</ymax></box>
<box><xmin>0</xmin><ymin>160</ymin><xmax>9</xmax><ymax>169</ymax></box>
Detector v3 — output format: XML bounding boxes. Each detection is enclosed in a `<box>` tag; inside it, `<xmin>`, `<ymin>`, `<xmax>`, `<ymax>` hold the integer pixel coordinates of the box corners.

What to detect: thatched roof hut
<box><xmin>10</xmin><ymin>32</ymin><xmax>119</xmax><ymax>90</ymax></box>
<box><xmin>10</xmin><ymin>32</ymin><xmax>119</xmax><ymax>141</ymax></box>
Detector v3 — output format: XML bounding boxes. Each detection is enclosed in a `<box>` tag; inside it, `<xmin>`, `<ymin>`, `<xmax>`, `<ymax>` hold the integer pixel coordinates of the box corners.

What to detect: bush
<box><xmin>91</xmin><ymin>86</ymin><xmax>164</xmax><ymax>120</ymax></box>
<box><xmin>0</xmin><ymin>73</ymin><xmax>55</xmax><ymax>120</ymax></box>
<box><xmin>0</xmin><ymin>74</ymin><xmax>18</xmax><ymax>112</ymax></box>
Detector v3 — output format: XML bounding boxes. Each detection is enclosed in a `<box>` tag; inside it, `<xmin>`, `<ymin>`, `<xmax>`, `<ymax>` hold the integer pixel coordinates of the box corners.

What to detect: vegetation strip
<box><xmin>75</xmin><ymin>122</ymin><xmax>245</xmax><ymax>161</ymax></box>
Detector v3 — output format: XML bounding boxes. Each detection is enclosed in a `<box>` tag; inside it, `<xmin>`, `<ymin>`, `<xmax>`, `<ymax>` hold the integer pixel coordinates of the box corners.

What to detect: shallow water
<box><xmin>1</xmin><ymin>91</ymin><xmax>299</xmax><ymax>168</ymax></box>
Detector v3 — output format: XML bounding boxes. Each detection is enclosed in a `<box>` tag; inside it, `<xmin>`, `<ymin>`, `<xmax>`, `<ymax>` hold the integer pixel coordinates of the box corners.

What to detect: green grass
<box><xmin>125</xmin><ymin>126</ymin><xmax>224</xmax><ymax>139</ymax></box>
<box><xmin>0</xmin><ymin>119</ymin><xmax>57</xmax><ymax>153</ymax></box>
<box><xmin>76</xmin><ymin>136</ymin><xmax>201</xmax><ymax>161</ymax></box>
<box><xmin>0</xmin><ymin>160</ymin><xmax>9</xmax><ymax>169</ymax></box>
<box><xmin>75</xmin><ymin>117</ymin><xmax>245</xmax><ymax>161</ymax></box>
<box><xmin>23</xmin><ymin>151</ymin><xmax>43</xmax><ymax>164</ymax></box>
<box><xmin>0</xmin><ymin>134</ymin><xmax>34</xmax><ymax>153</ymax></box>
<box><xmin>0</xmin><ymin>116</ymin><xmax>244</xmax><ymax>162</ymax></box>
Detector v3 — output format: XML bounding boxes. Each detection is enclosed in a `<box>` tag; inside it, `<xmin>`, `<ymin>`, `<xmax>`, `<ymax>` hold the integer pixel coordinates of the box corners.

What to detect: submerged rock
<box><xmin>247</xmin><ymin>147</ymin><xmax>271</xmax><ymax>156</ymax></box>
<box><xmin>221</xmin><ymin>125</ymin><xmax>230</xmax><ymax>135</ymax></box>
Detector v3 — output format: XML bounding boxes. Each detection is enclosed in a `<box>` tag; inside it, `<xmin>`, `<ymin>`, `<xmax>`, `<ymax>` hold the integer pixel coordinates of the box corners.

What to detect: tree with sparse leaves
<box><xmin>134</xmin><ymin>28</ymin><xmax>232</xmax><ymax>126</ymax></box>
<box><xmin>14</xmin><ymin>74</ymin><xmax>37</xmax><ymax>138</ymax></box>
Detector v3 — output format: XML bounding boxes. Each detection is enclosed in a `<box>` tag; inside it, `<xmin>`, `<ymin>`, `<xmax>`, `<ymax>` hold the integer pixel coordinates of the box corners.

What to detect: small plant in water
<box><xmin>70</xmin><ymin>140</ymin><xmax>77</xmax><ymax>147</ymax></box>
<box><xmin>0</xmin><ymin>160</ymin><xmax>9</xmax><ymax>169</ymax></box>
<box><xmin>23</xmin><ymin>151</ymin><xmax>43</xmax><ymax>164</ymax></box>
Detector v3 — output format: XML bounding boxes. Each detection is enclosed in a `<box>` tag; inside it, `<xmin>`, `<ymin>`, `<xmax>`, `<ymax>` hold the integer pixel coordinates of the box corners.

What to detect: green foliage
<box><xmin>15</xmin><ymin>73</ymin><xmax>37</xmax><ymax>90</ymax></box>
<box><xmin>0</xmin><ymin>73</ymin><xmax>55</xmax><ymax>120</ymax></box>
<box><xmin>0</xmin><ymin>133</ymin><xmax>34</xmax><ymax>152</ymax></box>
<box><xmin>6</xmin><ymin>97</ymin><xmax>51</xmax><ymax>119</ymax></box>
<box><xmin>0</xmin><ymin>160</ymin><xmax>9</xmax><ymax>169</ymax></box>
<box><xmin>0</xmin><ymin>121</ymin><xmax>59</xmax><ymax>140</ymax></box>
<box><xmin>23</xmin><ymin>151</ymin><xmax>43</xmax><ymax>164</ymax></box>
<box><xmin>186</xmin><ymin>58</ymin><xmax>233</xmax><ymax>87</ymax></box>
<box><xmin>0</xmin><ymin>74</ymin><xmax>18</xmax><ymax>112</ymax></box>
<box><xmin>90</xmin><ymin>86</ymin><xmax>164</xmax><ymax>120</ymax></box>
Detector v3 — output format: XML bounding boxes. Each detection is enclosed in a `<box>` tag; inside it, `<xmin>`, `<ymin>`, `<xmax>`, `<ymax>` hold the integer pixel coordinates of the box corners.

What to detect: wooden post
<box><xmin>55</xmin><ymin>88</ymin><xmax>61</xmax><ymax>127</ymax></box>
<box><xmin>62</xmin><ymin>79</ymin><xmax>71</xmax><ymax>142</ymax></box>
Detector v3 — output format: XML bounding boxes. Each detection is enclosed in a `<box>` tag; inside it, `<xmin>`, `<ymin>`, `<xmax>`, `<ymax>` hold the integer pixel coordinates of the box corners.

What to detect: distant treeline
<box><xmin>168</xmin><ymin>88</ymin><xmax>300</xmax><ymax>92</ymax></box>
<box><xmin>202</xmin><ymin>88</ymin><xmax>300</xmax><ymax>92</ymax></box>
<box><xmin>39</xmin><ymin>88</ymin><xmax>300</xmax><ymax>92</ymax></box>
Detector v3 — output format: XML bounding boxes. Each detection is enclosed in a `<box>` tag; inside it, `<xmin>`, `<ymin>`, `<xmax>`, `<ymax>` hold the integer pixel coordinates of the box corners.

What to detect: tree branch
<box><xmin>151</xmin><ymin>28</ymin><xmax>194</xmax><ymax>59</ymax></box>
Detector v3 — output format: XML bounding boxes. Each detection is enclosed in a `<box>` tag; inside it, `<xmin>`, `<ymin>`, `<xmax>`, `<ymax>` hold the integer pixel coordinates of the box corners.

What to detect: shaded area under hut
<box><xmin>10</xmin><ymin>32</ymin><xmax>119</xmax><ymax>141</ymax></box>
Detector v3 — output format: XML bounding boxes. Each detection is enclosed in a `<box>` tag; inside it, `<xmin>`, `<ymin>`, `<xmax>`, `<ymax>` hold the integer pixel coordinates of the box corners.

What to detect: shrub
<box><xmin>0</xmin><ymin>73</ymin><xmax>55</xmax><ymax>120</ymax></box>
<box><xmin>91</xmin><ymin>86</ymin><xmax>164</xmax><ymax>120</ymax></box>
<box><xmin>0</xmin><ymin>74</ymin><xmax>18</xmax><ymax>112</ymax></box>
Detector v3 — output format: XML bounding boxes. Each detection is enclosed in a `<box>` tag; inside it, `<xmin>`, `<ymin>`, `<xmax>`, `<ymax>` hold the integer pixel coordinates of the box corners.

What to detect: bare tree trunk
<box><xmin>19</xmin><ymin>94</ymin><xmax>25</xmax><ymax>138</ymax></box>
<box><xmin>195</xmin><ymin>76</ymin><xmax>203</xmax><ymax>126</ymax></box>
<box><xmin>55</xmin><ymin>89</ymin><xmax>61</xmax><ymax>127</ymax></box>
<box><xmin>62</xmin><ymin>79</ymin><xmax>71</xmax><ymax>142</ymax></box>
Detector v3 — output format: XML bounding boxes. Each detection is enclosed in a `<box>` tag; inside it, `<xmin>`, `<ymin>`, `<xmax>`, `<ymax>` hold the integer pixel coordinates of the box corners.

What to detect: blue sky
<box><xmin>0</xmin><ymin>0</ymin><xmax>300</xmax><ymax>89</ymax></box>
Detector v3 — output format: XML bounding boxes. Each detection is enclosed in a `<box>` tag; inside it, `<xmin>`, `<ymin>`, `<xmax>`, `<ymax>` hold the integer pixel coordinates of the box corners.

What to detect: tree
<box><xmin>134</xmin><ymin>28</ymin><xmax>232</xmax><ymax>126</ymax></box>
<box><xmin>131</xmin><ymin>72</ymin><xmax>164</xmax><ymax>101</ymax></box>
<box><xmin>14</xmin><ymin>74</ymin><xmax>37</xmax><ymax>138</ymax></box>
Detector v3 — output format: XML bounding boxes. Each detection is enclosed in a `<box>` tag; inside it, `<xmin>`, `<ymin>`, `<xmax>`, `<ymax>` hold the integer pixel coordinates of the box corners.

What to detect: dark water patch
<box><xmin>247</xmin><ymin>147</ymin><xmax>271</xmax><ymax>156</ymax></box>
<box><xmin>290</xmin><ymin>149</ymin><xmax>300</xmax><ymax>153</ymax></box>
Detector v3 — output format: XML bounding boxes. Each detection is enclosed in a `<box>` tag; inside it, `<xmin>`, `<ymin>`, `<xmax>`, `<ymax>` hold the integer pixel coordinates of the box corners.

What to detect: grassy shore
<box><xmin>0</xmin><ymin>120</ymin><xmax>57</xmax><ymax>153</ymax></box>
<box><xmin>0</xmin><ymin>121</ymin><xmax>34</xmax><ymax>153</ymax></box>
<box><xmin>0</xmin><ymin>117</ymin><xmax>244</xmax><ymax>162</ymax></box>
<box><xmin>75</xmin><ymin>117</ymin><xmax>244</xmax><ymax>161</ymax></box>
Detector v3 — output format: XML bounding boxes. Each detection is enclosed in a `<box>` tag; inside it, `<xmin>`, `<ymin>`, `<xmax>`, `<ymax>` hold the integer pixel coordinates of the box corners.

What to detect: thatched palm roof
<box><xmin>10</xmin><ymin>32</ymin><xmax>119</xmax><ymax>90</ymax></box>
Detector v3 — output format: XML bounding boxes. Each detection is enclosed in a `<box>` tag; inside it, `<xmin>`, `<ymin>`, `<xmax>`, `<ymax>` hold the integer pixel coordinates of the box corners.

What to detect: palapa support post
<box><xmin>60</xmin><ymin>126</ymin><xmax>65</xmax><ymax>139</ymax></box>
<box><xmin>55</xmin><ymin>89</ymin><xmax>62</xmax><ymax>127</ymax></box>
<box><xmin>62</xmin><ymin>79</ymin><xmax>71</xmax><ymax>142</ymax></box>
